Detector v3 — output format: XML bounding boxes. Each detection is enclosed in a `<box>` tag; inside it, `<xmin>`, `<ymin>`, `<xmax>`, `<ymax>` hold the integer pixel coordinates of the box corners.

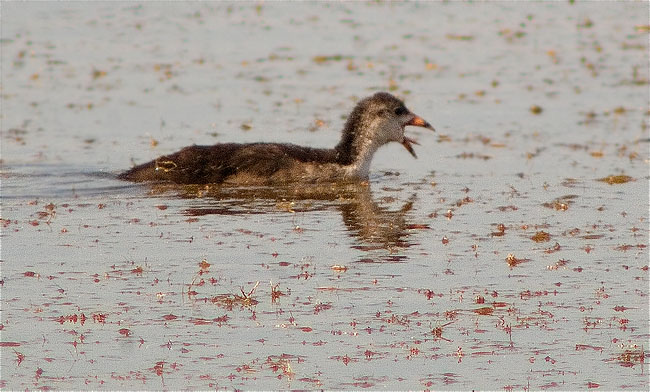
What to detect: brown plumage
<box><xmin>118</xmin><ymin>92</ymin><xmax>434</xmax><ymax>185</ymax></box>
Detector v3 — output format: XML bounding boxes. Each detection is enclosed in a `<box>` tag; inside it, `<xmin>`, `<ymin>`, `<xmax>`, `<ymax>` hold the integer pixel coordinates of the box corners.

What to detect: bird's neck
<box><xmin>334</xmin><ymin>131</ymin><xmax>381</xmax><ymax>179</ymax></box>
<box><xmin>333</xmin><ymin>107</ymin><xmax>383</xmax><ymax>179</ymax></box>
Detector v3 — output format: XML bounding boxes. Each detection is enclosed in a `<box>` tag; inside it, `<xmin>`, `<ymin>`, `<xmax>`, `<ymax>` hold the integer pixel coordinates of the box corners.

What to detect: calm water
<box><xmin>2</xmin><ymin>2</ymin><xmax>649</xmax><ymax>390</ymax></box>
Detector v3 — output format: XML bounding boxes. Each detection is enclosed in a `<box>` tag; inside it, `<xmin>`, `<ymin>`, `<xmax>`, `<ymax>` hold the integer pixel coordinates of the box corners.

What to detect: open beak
<box><xmin>402</xmin><ymin>136</ymin><xmax>420</xmax><ymax>158</ymax></box>
<box><xmin>402</xmin><ymin>114</ymin><xmax>435</xmax><ymax>158</ymax></box>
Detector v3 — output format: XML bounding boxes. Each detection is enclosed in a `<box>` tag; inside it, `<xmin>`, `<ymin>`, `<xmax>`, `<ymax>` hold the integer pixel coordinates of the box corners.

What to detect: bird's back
<box><xmin>118</xmin><ymin>143</ymin><xmax>339</xmax><ymax>184</ymax></box>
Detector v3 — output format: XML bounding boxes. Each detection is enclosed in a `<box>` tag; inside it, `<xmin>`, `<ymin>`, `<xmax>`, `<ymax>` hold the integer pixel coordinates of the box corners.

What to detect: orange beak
<box><xmin>402</xmin><ymin>114</ymin><xmax>435</xmax><ymax>158</ymax></box>
<box><xmin>406</xmin><ymin>114</ymin><xmax>435</xmax><ymax>131</ymax></box>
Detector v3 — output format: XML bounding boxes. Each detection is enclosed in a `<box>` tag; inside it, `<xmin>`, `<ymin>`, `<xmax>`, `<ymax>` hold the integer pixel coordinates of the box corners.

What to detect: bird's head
<box><xmin>339</xmin><ymin>92</ymin><xmax>435</xmax><ymax>160</ymax></box>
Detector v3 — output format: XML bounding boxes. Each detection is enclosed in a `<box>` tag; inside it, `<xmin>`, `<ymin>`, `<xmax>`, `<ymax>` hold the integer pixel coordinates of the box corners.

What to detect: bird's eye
<box><xmin>394</xmin><ymin>107</ymin><xmax>408</xmax><ymax>116</ymax></box>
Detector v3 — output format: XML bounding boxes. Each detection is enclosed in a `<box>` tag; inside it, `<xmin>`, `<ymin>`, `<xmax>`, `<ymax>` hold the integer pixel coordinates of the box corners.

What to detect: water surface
<box><xmin>2</xmin><ymin>2</ymin><xmax>649</xmax><ymax>390</ymax></box>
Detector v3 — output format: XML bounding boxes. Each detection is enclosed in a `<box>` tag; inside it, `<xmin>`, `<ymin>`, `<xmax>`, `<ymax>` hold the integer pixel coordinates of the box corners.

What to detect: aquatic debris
<box><xmin>309</xmin><ymin>118</ymin><xmax>328</xmax><ymax>132</ymax></box>
<box><xmin>490</xmin><ymin>223</ymin><xmax>506</xmax><ymax>237</ymax></box>
<box><xmin>211</xmin><ymin>282</ymin><xmax>260</xmax><ymax>310</ymax></box>
<box><xmin>153</xmin><ymin>63</ymin><xmax>174</xmax><ymax>80</ymax></box>
<box><xmin>531</xmin><ymin>231</ymin><xmax>551</xmax><ymax>242</ymax></box>
<box><xmin>575</xmin><ymin>344</ymin><xmax>603</xmax><ymax>352</ymax></box>
<box><xmin>312</xmin><ymin>54</ymin><xmax>348</xmax><ymax>64</ymax></box>
<box><xmin>14</xmin><ymin>350</ymin><xmax>25</xmax><ymax>366</ymax></box>
<box><xmin>430</xmin><ymin>321</ymin><xmax>454</xmax><ymax>342</ymax></box>
<box><xmin>597</xmin><ymin>175</ymin><xmax>634</xmax><ymax>184</ymax></box>
<box><xmin>542</xmin><ymin>195</ymin><xmax>578</xmax><ymax>210</ymax></box>
<box><xmin>614</xmin><ymin>243</ymin><xmax>647</xmax><ymax>252</ymax></box>
<box><xmin>498</xmin><ymin>28</ymin><xmax>526</xmax><ymax>42</ymax></box>
<box><xmin>55</xmin><ymin>313</ymin><xmax>87</xmax><ymax>325</ymax></box>
<box><xmin>544</xmin><ymin>242</ymin><xmax>562</xmax><ymax>254</ymax></box>
<box><xmin>613</xmin><ymin>344</ymin><xmax>645</xmax><ymax>367</ymax></box>
<box><xmin>425</xmin><ymin>61</ymin><xmax>438</xmax><ymax>70</ymax></box>
<box><xmin>561</xmin><ymin>178</ymin><xmax>581</xmax><ymax>188</ymax></box>
<box><xmin>547</xmin><ymin>259</ymin><xmax>569</xmax><ymax>270</ymax></box>
<box><xmin>35</xmin><ymin>203</ymin><xmax>56</xmax><ymax>223</ymax></box>
<box><xmin>529</xmin><ymin>105</ymin><xmax>543</xmax><ymax>114</ymax></box>
<box><xmin>91</xmin><ymin>69</ymin><xmax>107</xmax><ymax>80</ymax></box>
<box><xmin>456</xmin><ymin>152</ymin><xmax>491</xmax><ymax>160</ymax></box>
<box><xmin>446</xmin><ymin>34</ymin><xmax>474</xmax><ymax>41</ymax></box>
<box><xmin>577</xmin><ymin>18</ymin><xmax>594</xmax><ymax>28</ymax></box>
<box><xmin>131</xmin><ymin>266</ymin><xmax>144</xmax><ymax>275</ymax></box>
<box><xmin>199</xmin><ymin>259</ymin><xmax>210</xmax><ymax>271</ymax></box>
<box><xmin>506</xmin><ymin>254</ymin><xmax>530</xmax><ymax>268</ymax></box>
<box><xmin>454</xmin><ymin>196</ymin><xmax>473</xmax><ymax>207</ymax></box>
<box><xmin>474</xmin><ymin>307</ymin><xmax>493</xmax><ymax>316</ymax></box>
<box><xmin>270</xmin><ymin>281</ymin><xmax>285</xmax><ymax>303</ymax></box>
<box><xmin>266</xmin><ymin>354</ymin><xmax>295</xmax><ymax>380</ymax></box>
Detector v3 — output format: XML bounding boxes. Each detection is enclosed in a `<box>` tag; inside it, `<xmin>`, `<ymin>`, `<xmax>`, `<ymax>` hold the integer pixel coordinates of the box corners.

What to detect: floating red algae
<box><xmin>314</xmin><ymin>303</ymin><xmax>332</xmax><ymax>314</ymax></box>
<box><xmin>92</xmin><ymin>313</ymin><xmax>107</xmax><ymax>324</ymax></box>
<box><xmin>189</xmin><ymin>318</ymin><xmax>211</xmax><ymax>325</ymax></box>
<box><xmin>131</xmin><ymin>266</ymin><xmax>144</xmax><ymax>275</ymax></box>
<box><xmin>330</xmin><ymin>354</ymin><xmax>356</xmax><ymax>365</ymax></box>
<box><xmin>198</xmin><ymin>259</ymin><xmax>211</xmax><ymax>270</ymax></box>
<box><xmin>575</xmin><ymin>344</ymin><xmax>604</xmax><ymax>352</ymax></box>
<box><xmin>474</xmin><ymin>307</ymin><xmax>494</xmax><ymax>316</ymax></box>
<box><xmin>270</xmin><ymin>282</ymin><xmax>285</xmax><ymax>302</ymax></box>
<box><xmin>431</xmin><ymin>321</ymin><xmax>454</xmax><ymax>342</ymax></box>
<box><xmin>506</xmin><ymin>254</ymin><xmax>530</xmax><ymax>268</ymax></box>
<box><xmin>544</xmin><ymin>243</ymin><xmax>562</xmax><ymax>254</ymax></box>
<box><xmin>14</xmin><ymin>350</ymin><xmax>25</xmax><ymax>366</ymax></box>
<box><xmin>547</xmin><ymin>258</ymin><xmax>569</xmax><ymax>270</ymax></box>
<box><xmin>56</xmin><ymin>313</ymin><xmax>87</xmax><ymax>325</ymax></box>
<box><xmin>419</xmin><ymin>289</ymin><xmax>443</xmax><ymax>300</ymax></box>
<box><xmin>614</xmin><ymin>244</ymin><xmax>647</xmax><ymax>251</ymax></box>
<box><xmin>153</xmin><ymin>361</ymin><xmax>165</xmax><ymax>376</ymax></box>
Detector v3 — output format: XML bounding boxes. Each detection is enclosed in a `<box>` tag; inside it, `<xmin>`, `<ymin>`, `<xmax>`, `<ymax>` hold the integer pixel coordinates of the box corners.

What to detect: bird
<box><xmin>118</xmin><ymin>92</ymin><xmax>435</xmax><ymax>185</ymax></box>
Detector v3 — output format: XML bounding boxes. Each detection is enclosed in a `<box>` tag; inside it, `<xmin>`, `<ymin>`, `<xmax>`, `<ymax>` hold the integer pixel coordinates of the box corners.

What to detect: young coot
<box><xmin>118</xmin><ymin>92</ymin><xmax>434</xmax><ymax>184</ymax></box>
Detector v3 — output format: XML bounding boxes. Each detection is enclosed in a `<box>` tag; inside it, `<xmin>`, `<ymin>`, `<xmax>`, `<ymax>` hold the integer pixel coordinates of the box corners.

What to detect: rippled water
<box><xmin>2</xmin><ymin>2</ymin><xmax>648</xmax><ymax>390</ymax></box>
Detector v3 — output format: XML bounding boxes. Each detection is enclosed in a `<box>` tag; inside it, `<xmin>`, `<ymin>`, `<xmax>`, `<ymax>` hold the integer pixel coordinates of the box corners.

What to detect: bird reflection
<box><xmin>147</xmin><ymin>182</ymin><xmax>425</xmax><ymax>252</ymax></box>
